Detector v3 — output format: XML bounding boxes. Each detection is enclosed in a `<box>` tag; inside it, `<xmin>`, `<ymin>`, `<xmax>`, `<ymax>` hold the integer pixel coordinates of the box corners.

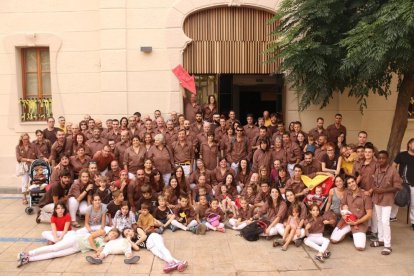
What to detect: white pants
<box><xmin>39</xmin><ymin>203</ymin><xmax>55</xmax><ymax>223</ymax></box>
<box><xmin>375</xmin><ymin>205</ymin><xmax>392</xmax><ymax>247</ymax></box>
<box><xmin>287</xmin><ymin>163</ymin><xmax>295</xmax><ymax>178</ymax></box>
<box><xmin>370</xmin><ymin>206</ymin><xmax>378</xmax><ymax>234</ymax></box>
<box><xmin>162</xmin><ymin>173</ymin><xmax>171</xmax><ymax>186</ymax></box>
<box><xmin>205</xmin><ymin>221</ymin><xmax>224</xmax><ymax>230</ymax></box>
<box><xmin>304</xmin><ymin>233</ymin><xmax>330</xmax><ymax>254</ymax></box>
<box><xmin>171</xmin><ymin>219</ymin><xmax>198</xmax><ymax>230</ymax></box>
<box><xmin>128</xmin><ymin>172</ymin><xmax>136</xmax><ymax>181</ymax></box>
<box><xmin>21</xmin><ymin>173</ymin><xmax>30</xmax><ymax>193</ymax></box>
<box><xmin>28</xmin><ymin>235</ymin><xmax>81</xmax><ymax>262</ymax></box>
<box><xmin>76</xmin><ymin>225</ymin><xmax>103</xmax><ymax>234</ymax></box>
<box><xmin>330</xmin><ymin>225</ymin><xmax>366</xmax><ymax>249</ymax></box>
<box><xmin>411</xmin><ymin>186</ymin><xmax>414</xmax><ymax>224</ymax></box>
<box><xmin>391</xmin><ymin>204</ymin><xmax>399</xmax><ymax>218</ymax></box>
<box><xmin>41</xmin><ymin>230</ymin><xmax>75</xmax><ymax>243</ymax></box>
<box><xmin>228</xmin><ymin>218</ymin><xmax>248</xmax><ymax>230</ymax></box>
<box><xmin>231</xmin><ymin>162</ymin><xmax>239</xmax><ymax>175</ymax></box>
<box><xmin>279</xmin><ymin>226</ymin><xmax>305</xmax><ymax>240</ymax></box>
<box><xmin>146</xmin><ymin>233</ymin><xmax>179</xmax><ymax>263</ymax></box>
<box><xmin>260</xmin><ymin>223</ymin><xmax>285</xmax><ymax>237</ymax></box>
<box><xmin>180</xmin><ymin>165</ymin><xmax>191</xmax><ymax>177</ymax></box>
<box><xmin>68</xmin><ymin>197</ymin><xmax>88</xmax><ymax>222</ymax></box>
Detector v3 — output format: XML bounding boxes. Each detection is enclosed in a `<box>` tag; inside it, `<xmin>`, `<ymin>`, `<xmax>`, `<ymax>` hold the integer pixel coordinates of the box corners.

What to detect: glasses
<box><xmin>236</xmin><ymin>129</ymin><xmax>244</xmax><ymax>132</ymax></box>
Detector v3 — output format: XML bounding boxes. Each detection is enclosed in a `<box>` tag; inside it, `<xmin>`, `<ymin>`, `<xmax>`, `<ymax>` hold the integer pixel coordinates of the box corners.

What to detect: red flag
<box><xmin>172</xmin><ymin>65</ymin><xmax>196</xmax><ymax>94</ymax></box>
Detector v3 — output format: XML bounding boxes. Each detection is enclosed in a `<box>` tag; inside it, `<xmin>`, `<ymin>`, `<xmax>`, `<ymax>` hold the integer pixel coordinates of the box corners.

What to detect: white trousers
<box><xmin>28</xmin><ymin>235</ymin><xmax>81</xmax><ymax>262</ymax></box>
<box><xmin>171</xmin><ymin>219</ymin><xmax>198</xmax><ymax>230</ymax></box>
<box><xmin>231</xmin><ymin>162</ymin><xmax>239</xmax><ymax>175</ymax></box>
<box><xmin>304</xmin><ymin>233</ymin><xmax>330</xmax><ymax>254</ymax></box>
<box><xmin>76</xmin><ymin>225</ymin><xmax>102</xmax><ymax>234</ymax></box>
<box><xmin>330</xmin><ymin>225</ymin><xmax>366</xmax><ymax>249</ymax></box>
<box><xmin>375</xmin><ymin>205</ymin><xmax>392</xmax><ymax>247</ymax></box>
<box><xmin>102</xmin><ymin>238</ymin><xmax>132</xmax><ymax>257</ymax></box>
<box><xmin>259</xmin><ymin>223</ymin><xmax>285</xmax><ymax>237</ymax></box>
<box><xmin>391</xmin><ymin>204</ymin><xmax>399</xmax><ymax>218</ymax></box>
<box><xmin>68</xmin><ymin>197</ymin><xmax>88</xmax><ymax>222</ymax></box>
<box><xmin>205</xmin><ymin>221</ymin><xmax>224</xmax><ymax>230</ymax></box>
<box><xmin>39</xmin><ymin>203</ymin><xmax>55</xmax><ymax>223</ymax></box>
<box><xmin>370</xmin><ymin>206</ymin><xmax>378</xmax><ymax>233</ymax></box>
<box><xmin>21</xmin><ymin>173</ymin><xmax>30</xmax><ymax>193</ymax></box>
<box><xmin>287</xmin><ymin>163</ymin><xmax>295</xmax><ymax>178</ymax></box>
<box><xmin>41</xmin><ymin>230</ymin><xmax>75</xmax><ymax>243</ymax></box>
<box><xmin>228</xmin><ymin>218</ymin><xmax>248</xmax><ymax>230</ymax></box>
<box><xmin>146</xmin><ymin>233</ymin><xmax>179</xmax><ymax>263</ymax></box>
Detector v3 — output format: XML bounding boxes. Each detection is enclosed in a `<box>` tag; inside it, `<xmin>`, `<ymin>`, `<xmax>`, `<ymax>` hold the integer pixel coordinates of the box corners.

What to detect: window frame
<box><xmin>21</xmin><ymin>47</ymin><xmax>50</xmax><ymax>99</ymax></box>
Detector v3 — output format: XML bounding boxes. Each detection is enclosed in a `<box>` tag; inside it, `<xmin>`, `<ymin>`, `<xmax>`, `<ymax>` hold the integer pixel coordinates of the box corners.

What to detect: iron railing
<box><xmin>19</xmin><ymin>97</ymin><xmax>52</xmax><ymax>122</ymax></box>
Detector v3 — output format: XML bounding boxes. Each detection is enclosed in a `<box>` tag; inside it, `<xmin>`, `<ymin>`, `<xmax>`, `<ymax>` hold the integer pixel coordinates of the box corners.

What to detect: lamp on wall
<box><xmin>140</xmin><ymin>46</ymin><xmax>152</xmax><ymax>53</ymax></box>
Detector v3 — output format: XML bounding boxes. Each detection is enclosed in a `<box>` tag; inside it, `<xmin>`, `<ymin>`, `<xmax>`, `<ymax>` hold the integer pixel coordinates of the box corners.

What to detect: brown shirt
<box><xmin>72</xmin><ymin>143</ymin><xmax>92</xmax><ymax>157</ymax></box>
<box><xmin>184</xmin><ymin>98</ymin><xmax>201</xmax><ymax>123</ymax></box>
<box><xmin>305</xmin><ymin>212</ymin><xmax>332</xmax><ymax>234</ymax></box>
<box><xmin>147</xmin><ymin>146</ymin><xmax>174</xmax><ymax>174</ymax></box>
<box><xmin>170</xmin><ymin>141</ymin><xmax>194</xmax><ymax>163</ymax></box>
<box><xmin>32</xmin><ymin>139</ymin><xmax>52</xmax><ymax>159</ymax></box>
<box><xmin>50</xmin><ymin>139</ymin><xmax>73</xmax><ymax>163</ymax></box>
<box><xmin>202</xmin><ymin>104</ymin><xmax>217</xmax><ymax>122</ymax></box>
<box><xmin>226</xmin><ymin>136</ymin><xmax>250</xmax><ymax>163</ymax></box>
<box><xmin>200</xmin><ymin>142</ymin><xmax>219</xmax><ymax>170</ymax></box>
<box><xmin>50</xmin><ymin>165</ymin><xmax>74</xmax><ymax>186</ymax></box>
<box><xmin>341</xmin><ymin>188</ymin><xmax>373</xmax><ymax>233</ymax></box>
<box><xmin>68</xmin><ymin>179</ymin><xmax>89</xmax><ymax>199</ymax></box>
<box><xmin>326</xmin><ymin>124</ymin><xmax>347</xmax><ymax>144</ymax></box>
<box><xmin>314</xmin><ymin>147</ymin><xmax>327</xmax><ymax>162</ymax></box>
<box><xmin>173</xmin><ymin>205</ymin><xmax>197</xmax><ymax>223</ymax></box>
<box><xmin>308</xmin><ymin>127</ymin><xmax>328</xmax><ymax>141</ymax></box>
<box><xmin>299</xmin><ymin>159</ymin><xmax>322</xmax><ymax>178</ymax></box>
<box><xmin>243</xmin><ymin>125</ymin><xmax>259</xmax><ymax>142</ymax></box>
<box><xmin>105</xmin><ymin>130</ymin><xmax>121</xmax><ymax>143</ymax></box>
<box><xmin>271</xmin><ymin>148</ymin><xmax>287</xmax><ymax>167</ymax></box>
<box><xmin>93</xmin><ymin>151</ymin><xmax>115</xmax><ymax>172</ymax></box>
<box><xmin>15</xmin><ymin>144</ymin><xmax>37</xmax><ymax>165</ymax></box>
<box><xmin>372</xmin><ymin>165</ymin><xmax>402</xmax><ymax>206</ymax></box>
<box><xmin>237</xmin><ymin>205</ymin><xmax>254</xmax><ymax>221</ymax></box>
<box><xmin>258</xmin><ymin>200</ymin><xmax>287</xmax><ymax>222</ymax></box>
<box><xmin>283</xmin><ymin>142</ymin><xmax>301</xmax><ymax>164</ymax></box>
<box><xmin>190</xmin><ymin>122</ymin><xmax>203</xmax><ymax>135</ymax></box>
<box><xmin>353</xmin><ymin>159</ymin><xmax>377</xmax><ymax>191</ymax></box>
<box><xmin>252</xmin><ymin>150</ymin><xmax>273</xmax><ymax>173</ymax></box>
<box><xmin>127</xmin><ymin>179</ymin><xmax>143</xmax><ymax>211</ymax></box>
<box><xmin>285</xmin><ymin>178</ymin><xmax>306</xmax><ymax>195</ymax></box>
<box><xmin>195</xmin><ymin>203</ymin><xmax>209</xmax><ymax>219</ymax></box>
<box><xmin>214</xmin><ymin>127</ymin><xmax>227</xmax><ymax>144</ymax></box>
<box><xmin>86</xmin><ymin>138</ymin><xmax>108</xmax><ymax>156</ymax></box>
<box><xmin>212</xmin><ymin>167</ymin><xmax>236</xmax><ymax>186</ymax></box>
<box><xmin>69</xmin><ymin>155</ymin><xmax>91</xmax><ymax>176</ymax></box>
<box><xmin>114</xmin><ymin>141</ymin><xmax>130</xmax><ymax>167</ymax></box>
<box><xmin>123</xmin><ymin>146</ymin><xmax>147</xmax><ymax>174</ymax></box>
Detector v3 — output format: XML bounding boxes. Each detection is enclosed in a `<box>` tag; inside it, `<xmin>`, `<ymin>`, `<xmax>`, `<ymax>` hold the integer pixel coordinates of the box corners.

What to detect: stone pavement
<box><xmin>0</xmin><ymin>195</ymin><xmax>413</xmax><ymax>276</ymax></box>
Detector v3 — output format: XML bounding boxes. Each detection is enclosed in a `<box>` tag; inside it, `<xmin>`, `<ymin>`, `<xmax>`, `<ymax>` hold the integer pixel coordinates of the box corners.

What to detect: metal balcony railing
<box><xmin>19</xmin><ymin>97</ymin><xmax>53</xmax><ymax>122</ymax></box>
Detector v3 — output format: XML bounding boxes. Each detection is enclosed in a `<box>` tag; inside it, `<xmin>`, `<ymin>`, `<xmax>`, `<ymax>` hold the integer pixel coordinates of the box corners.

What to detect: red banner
<box><xmin>172</xmin><ymin>65</ymin><xmax>196</xmax><ymax>94</ymax></box>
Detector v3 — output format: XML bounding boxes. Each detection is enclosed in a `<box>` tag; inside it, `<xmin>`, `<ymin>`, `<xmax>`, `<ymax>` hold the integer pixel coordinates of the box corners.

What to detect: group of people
<box><xmin>14</xmin><ymin>93</ymin><xmax>414</xmax><ymax>270</ymax></box>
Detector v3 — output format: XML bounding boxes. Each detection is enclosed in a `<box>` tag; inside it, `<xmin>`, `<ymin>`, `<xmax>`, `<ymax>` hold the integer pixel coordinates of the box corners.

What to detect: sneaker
<box><xmin>196</xmin><ymin>224</ymin><xmax>207</xmax><ymax>235</ymax></box>
<box><xmin>156</xmin><ymin>226</ymin><xmax>164</xmax><ymax>234</ymax></box>
<box><xmin>188</xmin><ymin>226</ymin><xmax>197</xmax><ymax>234</ymax></box>
<box><xmin>86</xmin><ymin>256</ymin><xmax>103</xmax><ymax>265</ymax></box>
<box><xmin>163</xmin><ymin>262</ymin><xmax>179</xmax><ymax>273</ymax></box>
<box><xmin>217</xmin><ymin>227</ymin><xmax>225</xmax><ymax>233</ymax></box>
<box><xmin>17</xmin><ymin>252</ymin><xmax>29</xmax><ymax>268</ymax></box>
<box><xmin>323</xmin><ymin>251</ymin><xmax>331</xmax><ymax>259</ymax></box>
<box><xmin>170</xmin><ymin>225</ymin><xmax>178</xmax><ymax>232</ymax></box>
<box><xmin>294</xmin><ymin>238</ymin><xmax>303</xmax><ymax>247</ymax></box>
<box><xmin>389</xmin><ymin>217</ymin><xmax>397</xmax><ymax>222</ymax></box>
<box><xmin>124</xmin><ymin>255</ymin><xmax>140</xmax><ymax>264</ymax></box>
<box><xmin>224</xmin><ymin>223</ymin><xmax>233</xmax><ymax>229</ymax></box>
<box><xmin>315</xmin><ymin>255</ymin><xmax>325</xmax><ymax>263</ymax></box>
<box><xmin>177</xmin><ymin>260</ymin><xmax>188</xmax><ymax>272</ymax></box>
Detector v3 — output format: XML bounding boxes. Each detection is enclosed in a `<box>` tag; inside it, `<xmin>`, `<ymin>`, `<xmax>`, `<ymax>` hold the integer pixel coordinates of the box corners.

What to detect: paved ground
<box><xmin>0</xmin><ymin>194</ymin><xmax>413</xmax><ymax>276</ymax></box>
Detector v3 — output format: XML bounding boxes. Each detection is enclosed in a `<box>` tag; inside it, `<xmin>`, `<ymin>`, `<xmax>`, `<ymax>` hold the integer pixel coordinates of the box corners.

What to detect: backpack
<box><xmin>240</xmin><ymin>220</ymin><xmax>269</xmax><ymax>241</ymax></box>
<box><xmin>395</xmin><ymin>166</ymin><xmax>411</xmax><ymax>207</ymax></box>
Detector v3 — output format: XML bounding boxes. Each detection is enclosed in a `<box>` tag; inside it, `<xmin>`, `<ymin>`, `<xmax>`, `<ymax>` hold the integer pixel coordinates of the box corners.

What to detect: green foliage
<box><xmin>268</xmin><ymin>0</ymin><xmax>414</xmax><ymax>111</ymax></box>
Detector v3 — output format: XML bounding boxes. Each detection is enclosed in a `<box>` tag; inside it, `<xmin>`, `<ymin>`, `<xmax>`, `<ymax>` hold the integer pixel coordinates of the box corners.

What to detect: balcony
<box><xmin>19</xmin><ymin>97</ymin><xmax>53</xmax><ymax>122</ymax></box>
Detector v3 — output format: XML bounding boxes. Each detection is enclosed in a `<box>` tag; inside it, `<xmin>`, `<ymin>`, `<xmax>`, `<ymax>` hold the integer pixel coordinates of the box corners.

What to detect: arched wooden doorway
<box><xmin>183</xmin><ymin>6</ymin><xmax>283</xmax><ymax>121</ymax></box>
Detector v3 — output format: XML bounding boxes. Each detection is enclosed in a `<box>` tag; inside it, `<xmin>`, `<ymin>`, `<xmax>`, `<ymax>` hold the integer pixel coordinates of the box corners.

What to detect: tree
<box><xmin>268</xmin><ymin>0</ymin><xmax>414</xmax><ymax>161</ymax></box>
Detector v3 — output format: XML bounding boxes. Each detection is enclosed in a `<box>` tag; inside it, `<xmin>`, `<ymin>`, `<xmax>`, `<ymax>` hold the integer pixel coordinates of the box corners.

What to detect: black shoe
<box><xmin>124</xmin><ymin>255</ymin><xmax>140</xmax><ymax>264</ymax></box>
<box><xmin>86</xmin><ymin>256</ymin><xmax>102</xmax><ymax>265</ymax></box>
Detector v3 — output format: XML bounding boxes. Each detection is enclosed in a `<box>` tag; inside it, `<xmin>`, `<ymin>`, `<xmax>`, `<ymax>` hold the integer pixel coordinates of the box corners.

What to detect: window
<box><xmin>409</xmin><ymin>89</ymin><xmax>414</xmax><ymax>119</ymax></box>
<box><xmin>19</xmin><ymin>47</ymin><xmax>52</xmax><ymax>122</ymax></box>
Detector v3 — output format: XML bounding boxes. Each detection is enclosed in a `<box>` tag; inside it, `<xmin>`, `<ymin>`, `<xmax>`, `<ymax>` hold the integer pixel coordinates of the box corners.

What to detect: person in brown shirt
<box><xmin>251</xmin><ymin>126</ymin><xmax>270</xmax><ymax>154</ymax></box>
<box><xmin>106</xmin><ymin>160</ymin><xmax>121</xmax><ymax>183</ymax></box>
<box><xmin>114</xmin><ymin>130</ymin><xmax>130</xmax><ymax>167</ymax></box>
<box><xmin>282</xmin><ymin>133</ymin><xmax>301</xmax><ymax>177</ymax></box>
<box><xmin>211</xmin><ymin>157</ymin><xmax>236</xmax><ymax>187</ymax></box>
<box><xmin>254</xmin><ymin>182</ymin><xmax>271</xmax><ymax>209</ymax></box>
<box><xmin>271</xmin><ymin>136</ymin><xmax>287</xmax><ymax>168</ymax></box>
<box><xmin>32</xmin><ymin>130</ymin><xmax>51</xmax><ymax>161</ymax></box>
<box><xmin>300</xmin><ymin>151</ymin><xmax>322</xmax><ymax>178</ymax></box>
<box><xmin>72</xmin><ymin>133</ymin><xmax>92</xmax><ymax>158</ymax></box>
<box><xmin>371</xmin><ymin>151</ymin><xmax>402</xmax><ymax>254</ymax></box>
<box><xmin>285</xmin><ymin>165</ymin><xmax>308</xmax><ymax>199</ymax></box>
<box><xmin>147</xmin><ymin>134</ymin><xmax>175</xmax><ymax>183</ymax></box>
<box><xmin>308</xmin><ymin>117</ymin><xmax>328</xmax><ymax>141</ymax></box>
<box><xmin>123</xmin><ymin>135</ymin><xmax>146</xmax><ymax>178</ymax></box>
<box><xmin>86</xmin><ymin>128</ymin><xmax>108</xmax><ymax>156</ymax></box>
<box><xmin>50</xmin><ymin>129</ymin><xmax>73</xmax><ymax>167</ymax></box>
<box><xmin>170</xmin><ymin>130</ymin><xmax>194</xmax><ymax>176</ymax></box>
<box><xmin>326</xmin><ymin>113</ymin><xmax>347</xmax><ymax>144</ymax></box>
<box><xmin>43</xmin><ymin>117</ymin><xmax>60</xmax><ymax>144</ymax></box>
<box><xmin>69</xmin><ymin>146</ymin><xmax>91</xmax><ymax>178</ymax></box>
<box><xmin>164</xmin><ymin>120</ymin><xmax>177</xmax><ymax>146</ymax></box>
<box><xmin>255</xmin><ymin>187</ymin><xmax>287</xmax><ymax>236</ymax></box>
<box><xmin>138</xmin><ymin>119</ymin><xmax>156</xmax><ymax>141</ymax></box>
<box><xmin>214</xmin><ymin>117</ymin><xmax>227</xmax><ymax>144</ymax></box>
<box><xmin>171</xmin><ymin>195</ymin><xmax>199</xmax><ymax>231</ymax></box>
<box><xmin>243</xmin><ymin>114</ymin><xmax>259</xmax><ymax>143</ymax></box>
<box><xmin>93</xmin><ymin>145</ymin><xmax>115</xmax><ymax>174</ymax></box>
<box><xmin>16</xmin><ymin>133</ymin><xmax>37</xmax><ymax>204</ymax></box>
<box><xmin>330</xmin><ymin>176</ymin><xmax>373</xmax><ymax>250</ymax></box>
<box><xmin>183</xmin><ymin>93</ymin><xmax>201</xmax><ymax>124</ymax></box>
<box><xmin>252</xmin><ymin>139</ymin><xmax>273</xmax><ymax>173</ymax></box>
<box><xmin>353</xmin><ymin>143</ymin><xmax>377</xmax><ymax>195</ymax></box>
<box><xmin>226</xmin><ymin>126</ymin><xmax>251</xmax><ymax>173</ymax></box>
<box><xmin>190</xmin><ymin>112</ymin><xmax>204</xmax><ymax>135</ymax></box>
<box><xmin>200</xmin><ymin>132</ymin><xmax>219</xmax><ymax>170</ymax></box>
<box><xmin>314</xmin><ymin>135</ymin><xmax>328</xmax><ymax>162</ymax></box>
<box><xmin>67</xmin><ymin>169</ymin><xmax>94</xmax><ymax>227</ymax></box>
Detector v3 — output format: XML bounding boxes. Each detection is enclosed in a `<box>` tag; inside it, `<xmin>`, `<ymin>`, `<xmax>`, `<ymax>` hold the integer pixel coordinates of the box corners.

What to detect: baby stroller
<box><xmin>303</xmin><ymin>176</ymin><xmax>335</xmax><ymax>212</ymax></box>
<box><xmin>25</xmin><ymin>159</ymin><xmax>51</xmax><ymax>215</ymax></box>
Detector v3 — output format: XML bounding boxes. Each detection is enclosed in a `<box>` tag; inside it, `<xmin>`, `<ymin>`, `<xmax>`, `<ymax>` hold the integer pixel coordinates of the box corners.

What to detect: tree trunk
<box><xmin>387</xmin><ymin>71</ymin><xmax>414</xmax><ymax>163</ymax></box>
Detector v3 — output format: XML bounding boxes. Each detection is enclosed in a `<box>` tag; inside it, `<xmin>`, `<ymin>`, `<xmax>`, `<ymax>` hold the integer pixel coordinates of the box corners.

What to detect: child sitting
<box><xmin>337</xmin><ymin>205</ymin><xmax>359</xmax><ymax>230</ymax></box>
<box><xmin>217</xmin><ymin>185</ymin><xmax>236</xmax><ymax>214</ymax></box>
<box><xmin>94</xmin><ymin>176</ymin><xmax>112</xmax><ymax>205</ymax></box>
<box><xmin>135</xmin><ymin>185</ymin><xmax>158</xmax><ymax>215</ymax></box>
<box><xmin>113</xmin><ymin>201</ymin><xmax>136</xmax><ymax>232</ymax></box>
<box><xmin>153</xmin><ymin>195</ymin><xmax>175</xmax><ymax>233</ymax></box>
<box><xmin>41</xmin><ymin>201</ymin><xmax>73</xmax><ymax>244</ymax></box>
<box><xmin>280</xmin><ymin>204</ymin><xmax>301</xmax><ymax>251</ymax></box>
<box><xmin>228</xmin><ymin>197</ymin><xmax>254</xmax><ymax>230</ymax></box>
<box><xmin>29</xmin><ymin>165</ymin><xmax>48</xmax><ymax>191</ymax></box>
<box><xmin>162</xmin><ymin>187</ymin><xmax>178</xmax><ymax>209</ymax></box>
<box><xmin>303</xmin><ymin>135</ymin><xmax>316</xmax><ymax>154</ymax></box>
<box><xmin>204</xmin><ymin>199</ymin><xmax>226</xmax><ymax>233</ymax></box>
<box><xmin>106</xmin><ymin>190</ymin><xmax>124</xmax><ymax>225</ymax></box>
<box><xmin>305</xmin><ymin>186</ymin><xmax>326</xmax><ymax>208</ymax></box>
<box><xmin>171</xmin><ymin>195</ymin><xmax>199</xmax><ymax>233</ymax></box>
<box><xmin>137</xmin><ymin>203</ymin><xmax>161</xmax><ymax>234</ymax></box>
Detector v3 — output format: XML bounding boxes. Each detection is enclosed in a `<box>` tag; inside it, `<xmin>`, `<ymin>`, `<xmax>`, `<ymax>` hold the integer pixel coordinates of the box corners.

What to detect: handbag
<box><xmin>16</xmin><ymin>162</ymin><xmax>29</xmax><ymax>176</ymax></box>
<box><xmin>206</xmin><ymin>213</ymin><xmax>220</xmax><ymax>227</ymax></box>
<box><xmin>395</xmin><ymin>165</ymin><xmax>411</xmax><ymax>207</ymax></box>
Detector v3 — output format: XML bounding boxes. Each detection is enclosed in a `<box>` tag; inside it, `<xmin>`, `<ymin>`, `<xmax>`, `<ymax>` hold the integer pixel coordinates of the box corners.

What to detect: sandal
<box><xmin>323</xmin><ymin>251</ymin><xmax>331</xmax><ymax>259</ymax></box>
<box><xmin>71</xmin><ymin>221</ymin><xmax>81</xmax><ymax>228</ymax></box>
<box><xmin>381</xmin><ymin>247</ymin><xmax>392</xmax><ymax>255</ymax></box>
<box><xmin>315</xmin><ymin>255</ymin><xmax>325</xmax><ymax>263</ymax></box>
<box><xmin>22</xmin><ymin>198</ymin><xmax>28</xmax><ymax>205</ymax></box>
<box><xmin>370</xmin><ymin>240</ymin><xmax>384</xmax><ymax>247</ymax></box>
